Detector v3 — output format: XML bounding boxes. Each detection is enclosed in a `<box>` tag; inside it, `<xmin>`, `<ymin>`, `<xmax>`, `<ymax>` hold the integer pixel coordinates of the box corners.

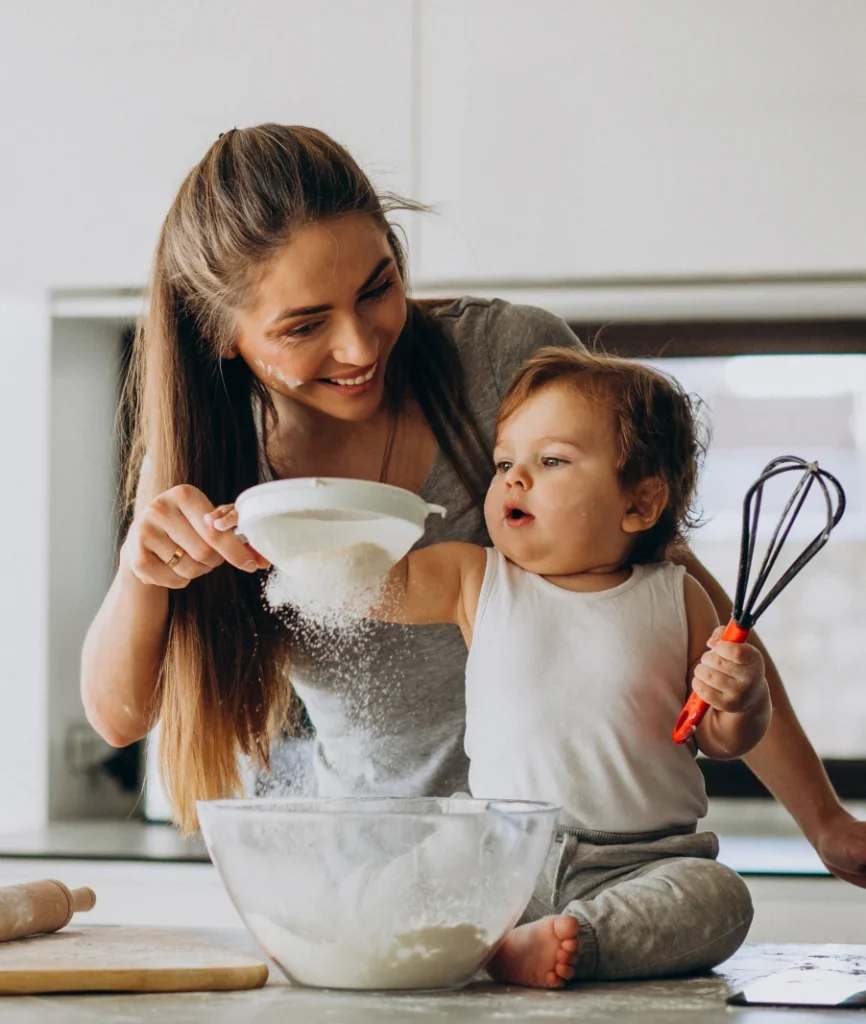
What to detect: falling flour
<box><xmin>264</xmin><ymin>542</ymin><xmax>393</xmax><ymax>629</ymax></box>
<box><xmin>247</xmin><ymin>913</ymin><xmax>492</xmax><ymax>990</ymax></box>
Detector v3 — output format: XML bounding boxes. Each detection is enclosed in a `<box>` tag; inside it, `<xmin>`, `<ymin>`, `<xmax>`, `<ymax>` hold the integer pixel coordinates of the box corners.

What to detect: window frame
<box><xmin>568</xmin><ymin>317</ymin><xmax>866</xmax><ymax>799</ymax></box>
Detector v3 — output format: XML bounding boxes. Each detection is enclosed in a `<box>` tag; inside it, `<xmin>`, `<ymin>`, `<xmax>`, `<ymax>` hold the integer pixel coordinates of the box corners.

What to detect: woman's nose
<box><xmin>331</xmin><ymin>314</ymin><xmax>378</xmax><ymax>367</ymax></box>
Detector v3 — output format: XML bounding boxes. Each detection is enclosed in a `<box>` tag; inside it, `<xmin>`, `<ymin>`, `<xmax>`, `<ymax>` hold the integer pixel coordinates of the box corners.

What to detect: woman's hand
<box><xmin>121</xmin><ymin>486</ymin><xmax>269</xmax><ymax>589</ymax></box>
<box><xmin>815</xmin><ymin>811</ymin><xmax>866</xmax><ymax>887</ymax></box>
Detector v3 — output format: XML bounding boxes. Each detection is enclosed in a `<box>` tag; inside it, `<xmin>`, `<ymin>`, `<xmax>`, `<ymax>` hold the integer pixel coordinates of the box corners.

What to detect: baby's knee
<box><xmin>682</xmin><ymin>858</ymin><xmax>753</xmax><ymax>965</ymax></box>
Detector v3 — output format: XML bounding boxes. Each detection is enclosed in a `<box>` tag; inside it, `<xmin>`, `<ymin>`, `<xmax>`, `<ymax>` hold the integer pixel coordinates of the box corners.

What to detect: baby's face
<box><xmin>484</xmin><ymin>385</ymin><xmax>635</xmax><ymax>577</ymax></box>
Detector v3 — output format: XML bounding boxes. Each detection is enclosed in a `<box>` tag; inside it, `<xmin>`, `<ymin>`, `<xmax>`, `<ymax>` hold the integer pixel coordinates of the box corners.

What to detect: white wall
<box><xmin>0</xmin><ymin>0</ymin><xmax>414</xmax><ymax>293</ymax></box>
<box><xmin>416</xmin><ymin>0</ymin><xmax>866</xmax><ymax>284</ymax></box>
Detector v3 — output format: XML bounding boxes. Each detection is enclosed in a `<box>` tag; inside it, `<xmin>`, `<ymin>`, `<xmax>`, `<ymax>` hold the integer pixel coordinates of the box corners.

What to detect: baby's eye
<box><xmin>494</xmin><ymin>460</ymin><xmax>513</xmax><ymax>473</ymax></box>
<box><xmin>542</xmin><ymin>457</ymin><xmax>567</xmax><ymax>468</ymax></box>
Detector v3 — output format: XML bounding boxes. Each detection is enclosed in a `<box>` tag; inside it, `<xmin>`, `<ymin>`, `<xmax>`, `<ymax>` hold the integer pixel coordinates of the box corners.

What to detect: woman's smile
<box><xmin>315</xmin><ymin>359</ymin><xmax>380</xmax><ymax>395</ymax></box>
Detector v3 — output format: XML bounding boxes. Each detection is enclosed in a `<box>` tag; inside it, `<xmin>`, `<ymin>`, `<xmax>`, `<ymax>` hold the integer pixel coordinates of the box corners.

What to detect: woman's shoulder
<box><xmin>431</xmin><ymin>296</ymin><xmax>585</xmax><ymax>399</ymax></box>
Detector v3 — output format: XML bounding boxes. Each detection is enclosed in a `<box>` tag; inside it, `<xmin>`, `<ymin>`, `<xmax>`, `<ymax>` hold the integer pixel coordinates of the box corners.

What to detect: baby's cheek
<box><xmin>482</xmin><ymin>492</ymin><xmax>498</xmax><ymax>537</ymax></box>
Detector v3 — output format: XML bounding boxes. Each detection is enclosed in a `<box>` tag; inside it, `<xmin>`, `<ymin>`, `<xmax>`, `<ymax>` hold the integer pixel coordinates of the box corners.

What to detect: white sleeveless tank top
<box><xmin>465</xmin><ymin>550</ymin><xmax>708</xmax><ymax>832</ymax></box>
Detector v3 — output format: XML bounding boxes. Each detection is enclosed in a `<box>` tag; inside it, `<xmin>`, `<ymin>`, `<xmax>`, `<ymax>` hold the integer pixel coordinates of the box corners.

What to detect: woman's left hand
<box><xmin>815</xmin><ymin>811</ymin><xmax>866</xmax><ymax>887</ymax></box>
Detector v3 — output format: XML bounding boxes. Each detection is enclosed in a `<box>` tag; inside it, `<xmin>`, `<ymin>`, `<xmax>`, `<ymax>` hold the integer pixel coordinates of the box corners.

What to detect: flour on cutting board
<box><xmin>248</xmin><ymin>913</ymin><xmax>491</xmax><ymax>989</ymax></box>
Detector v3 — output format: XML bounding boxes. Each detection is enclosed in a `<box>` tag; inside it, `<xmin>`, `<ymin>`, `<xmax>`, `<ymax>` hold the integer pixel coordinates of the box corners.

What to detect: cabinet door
<box><xmin>417</xmin><ymin>0</ymin><xmax>866</xmax><ymax>284</ymax></box>
<box><xmin>0</xmin><ymin>0</ymin><xmax>413</xmax><ymax>291</ymax></box>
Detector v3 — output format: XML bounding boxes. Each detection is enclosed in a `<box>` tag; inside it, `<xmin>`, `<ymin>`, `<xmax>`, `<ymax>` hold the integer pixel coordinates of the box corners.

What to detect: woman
<box><xmin>81</xmin><ymin>125</ymin><xmax>866</xmax><ymax>890</ymax></box>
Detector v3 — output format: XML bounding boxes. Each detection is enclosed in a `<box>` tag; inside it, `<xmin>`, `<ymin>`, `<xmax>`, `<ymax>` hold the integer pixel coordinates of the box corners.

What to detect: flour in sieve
<box><xmin>264</xmin><ymin>542</ymin><xmax>393</xmax><ymax>629</ymax></box>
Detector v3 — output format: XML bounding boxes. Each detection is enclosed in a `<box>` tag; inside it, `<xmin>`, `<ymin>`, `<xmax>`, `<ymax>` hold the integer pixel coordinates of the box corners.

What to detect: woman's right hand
<box><xmin>121</xmin><ymin>485</ymin><xmax>270</xmax><ymax>589</ymax></box>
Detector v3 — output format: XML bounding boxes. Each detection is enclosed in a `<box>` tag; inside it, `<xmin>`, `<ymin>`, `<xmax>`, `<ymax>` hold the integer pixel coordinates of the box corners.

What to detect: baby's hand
<box><xmin>691</xmin><ymin>626</ymin><xmax>768</xmax><ymax>716</ymax></box>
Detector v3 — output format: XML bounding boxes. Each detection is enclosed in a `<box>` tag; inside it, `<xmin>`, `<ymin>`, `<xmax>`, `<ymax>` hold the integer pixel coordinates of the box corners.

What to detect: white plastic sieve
<box><xmin>235</xmin><ymin>478</ymin><xmax>447</xmax><ymax>572</ymax></box>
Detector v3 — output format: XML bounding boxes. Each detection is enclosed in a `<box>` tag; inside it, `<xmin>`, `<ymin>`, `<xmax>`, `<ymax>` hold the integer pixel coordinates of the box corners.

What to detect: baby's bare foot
<box><xmin>488</xmin><ymin>915</ymin><xmax>579</xmax><ymax>989</ymax></box>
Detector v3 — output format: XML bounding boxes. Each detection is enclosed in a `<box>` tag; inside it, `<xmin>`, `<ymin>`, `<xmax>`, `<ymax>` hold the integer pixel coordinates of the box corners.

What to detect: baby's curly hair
<box><xmin>498</xmin><ymin>346</ymin><xmax>707</xmax><ymax>563</ymax></box>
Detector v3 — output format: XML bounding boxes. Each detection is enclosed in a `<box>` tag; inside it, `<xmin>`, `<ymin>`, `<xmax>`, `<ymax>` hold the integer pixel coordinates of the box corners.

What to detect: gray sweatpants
<box><xmin>519</xmin><ymin>825</ymin><xmax>753</xmax><ymax>981</ymax></box>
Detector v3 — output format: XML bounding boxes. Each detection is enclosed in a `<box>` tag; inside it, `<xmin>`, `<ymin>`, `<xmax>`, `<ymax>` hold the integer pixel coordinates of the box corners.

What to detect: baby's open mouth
<box><xmin>505</xmin><ymin>505</ymin><xmax>535</xmax><ymax>524</ymax></box>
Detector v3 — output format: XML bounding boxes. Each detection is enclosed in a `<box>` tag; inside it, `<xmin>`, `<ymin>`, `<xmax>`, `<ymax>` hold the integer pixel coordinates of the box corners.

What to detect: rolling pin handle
<box><xmin>72</xmin><ymin>887</ymin><xmax>97</xmax><ymax>913</ymax></box>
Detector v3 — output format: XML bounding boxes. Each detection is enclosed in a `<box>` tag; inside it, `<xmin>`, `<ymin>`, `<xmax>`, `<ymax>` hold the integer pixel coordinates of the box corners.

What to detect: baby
<box><xmin>374</xmin><ymin>347</ymin><xmax>769</xmax><ymax>988</ymax></box>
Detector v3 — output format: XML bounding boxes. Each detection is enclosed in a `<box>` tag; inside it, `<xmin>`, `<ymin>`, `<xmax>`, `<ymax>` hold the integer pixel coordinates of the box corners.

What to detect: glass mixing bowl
<box><xmin>198</xmin><ymin>796</ymin><xmax>559</xmax><ymax>991</ymax></box>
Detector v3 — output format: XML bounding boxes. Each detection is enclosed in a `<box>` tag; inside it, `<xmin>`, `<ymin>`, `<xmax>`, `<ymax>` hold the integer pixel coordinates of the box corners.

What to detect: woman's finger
<box><xmin>141</xmin><ymin>504</ymin><xmax>226</xmax><ymax>572</ymax></box>
<box><xmin>209</xmin><ymin>509</ymin><xmax>239</xmax><ymax>532</ymax></box>
<box><xmin>205</xmin><ymin>507</ymin><xmax>269</xmax><ymax>567</ymax></box>
<box><xmin>204</xmin><ymin>505</ymin><xmax>237</xmax><ymax>530</ymax></box>
<box><xmin>171</xmin><ymin>488</ymin><xmax>266</xmax><ymax>571</ymax></box>
<box><xmin>128</xmin><ymin>548</ymin><xmax>202</xmax><ymax>590</ymax></box>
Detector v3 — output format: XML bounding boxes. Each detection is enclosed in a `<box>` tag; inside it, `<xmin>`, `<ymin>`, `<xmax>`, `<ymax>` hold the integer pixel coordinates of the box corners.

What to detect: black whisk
<box><xmin>673</xmin><ymin>455</ymin><xmax>846</xmax><ymax>744</ymax></box>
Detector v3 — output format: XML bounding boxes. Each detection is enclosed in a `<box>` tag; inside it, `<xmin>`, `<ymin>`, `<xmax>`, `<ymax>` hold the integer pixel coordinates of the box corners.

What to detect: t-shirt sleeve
<box><xmin>482</xmin><ymin>299</ymin><xmax>586</xmax><ymax>400</ymax></box>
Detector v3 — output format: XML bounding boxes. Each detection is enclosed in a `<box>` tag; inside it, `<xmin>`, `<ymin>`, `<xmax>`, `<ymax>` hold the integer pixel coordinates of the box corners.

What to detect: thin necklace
<box><xmin>379</xmin><ymin>409</ymin><xmax>398</xmax><ymax>484</ymax></box>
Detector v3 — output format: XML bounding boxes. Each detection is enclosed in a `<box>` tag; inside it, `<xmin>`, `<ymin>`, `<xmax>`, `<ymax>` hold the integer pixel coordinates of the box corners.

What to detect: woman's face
<box><xmin>232</xmin><ymin>213</ymin><xmax>407</xmax><ymax>422</ymax></box>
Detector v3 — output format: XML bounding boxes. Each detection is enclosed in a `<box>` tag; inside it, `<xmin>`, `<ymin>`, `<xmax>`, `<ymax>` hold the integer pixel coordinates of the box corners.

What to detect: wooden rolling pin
<box><xmin>0</xmin><ymin>880</ymin><xmax>96</xmax><ymax>942</ymax></box>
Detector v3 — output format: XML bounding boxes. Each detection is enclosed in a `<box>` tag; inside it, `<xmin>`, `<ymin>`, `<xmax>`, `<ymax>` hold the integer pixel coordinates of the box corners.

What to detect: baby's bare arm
<box><xmin>373</xmin><ymin>542</ymin><xmax>487</xmax><ymax>637</ymax></box>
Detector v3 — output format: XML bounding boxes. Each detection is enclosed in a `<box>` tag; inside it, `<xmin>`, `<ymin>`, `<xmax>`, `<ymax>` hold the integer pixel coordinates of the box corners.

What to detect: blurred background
<box><xmin>0</xmin><ymin>0</ymin><xmax>864</xmax><ymax>842</ymax></box>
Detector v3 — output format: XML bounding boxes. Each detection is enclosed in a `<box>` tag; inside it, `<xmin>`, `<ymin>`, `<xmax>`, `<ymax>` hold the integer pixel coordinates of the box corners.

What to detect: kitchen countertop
<box><xmin>2</xmin><ymin>931</ymin><xmax>865</xmax><ymax>1023</ymax></box>
<box><xmin>7</xmin><ymin>798</ymin><xmax>866</xmax><ymax>873</ymax></box>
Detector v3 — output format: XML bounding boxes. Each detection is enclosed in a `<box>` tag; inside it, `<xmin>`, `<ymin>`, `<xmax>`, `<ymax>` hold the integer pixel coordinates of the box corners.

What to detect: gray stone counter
<box><xmin>1</xmin><ymin>930</ymin><xmax>864</xmax><ymax>1023</ymax></box>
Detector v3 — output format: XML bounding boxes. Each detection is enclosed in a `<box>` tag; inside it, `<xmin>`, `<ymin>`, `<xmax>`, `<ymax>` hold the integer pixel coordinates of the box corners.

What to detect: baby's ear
<box><xmin>622</xmin><ymin>477</ymin><xmax>669</xmax><ymax>534</ymax></box>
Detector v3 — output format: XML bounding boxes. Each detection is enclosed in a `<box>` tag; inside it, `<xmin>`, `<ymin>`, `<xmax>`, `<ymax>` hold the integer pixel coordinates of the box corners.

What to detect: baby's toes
<box><xmin>555</xmin><ymin>962</ymin><xmax>576</xmax><ymax>981</ymax></box>
<box><xmin>553</xmin><ymin>916</ymin><xmax>579</xmax><ymax>941</ymax></box>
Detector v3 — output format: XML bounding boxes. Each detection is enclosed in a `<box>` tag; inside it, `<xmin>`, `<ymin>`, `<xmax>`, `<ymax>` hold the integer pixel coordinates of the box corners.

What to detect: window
<box><xmin>649</xmin><ymin>354</ymin><xmax>866</xmax><ymax>759</ymax></box>
<box><xmin>575</xmin><ymin>320</ymin><xmax>866</xmax><ymax>796</ymax></box>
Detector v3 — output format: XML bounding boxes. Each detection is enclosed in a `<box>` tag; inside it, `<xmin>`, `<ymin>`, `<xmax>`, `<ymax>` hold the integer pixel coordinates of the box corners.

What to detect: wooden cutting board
<box><xmin>0</xmin><ymin>926</ymin><xmax>269</xmax><ymax>994</ymax></box>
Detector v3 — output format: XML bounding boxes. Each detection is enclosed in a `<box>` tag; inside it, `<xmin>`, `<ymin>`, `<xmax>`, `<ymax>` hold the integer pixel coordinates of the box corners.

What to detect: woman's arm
<box><xmin>81</xmin><ymin>566</ymin><xmax>169</xmax><ymax>746</ymax></box>
<box><xmin>676</xmin><ymin>547</ymin><xmax>866</xmax><ymax>886</ymax></box>
<box><xmin>81</xmin><ymin>481</ymin><xmax>268</xmax><ymax>748</ymax></box>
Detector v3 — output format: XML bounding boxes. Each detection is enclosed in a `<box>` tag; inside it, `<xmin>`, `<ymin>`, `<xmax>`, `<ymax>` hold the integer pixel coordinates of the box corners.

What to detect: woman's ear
<box><xmin>622</xmin><ymin>477</ymin><xmax>669</xmax><ymax>534</ymax></box>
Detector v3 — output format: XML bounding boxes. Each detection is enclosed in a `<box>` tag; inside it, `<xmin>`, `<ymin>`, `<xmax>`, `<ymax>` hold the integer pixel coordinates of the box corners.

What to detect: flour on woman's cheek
<box><xmin>253</xmin><ymin>358</ymin><xmax>305</xmax><ymax>391</ymax></box>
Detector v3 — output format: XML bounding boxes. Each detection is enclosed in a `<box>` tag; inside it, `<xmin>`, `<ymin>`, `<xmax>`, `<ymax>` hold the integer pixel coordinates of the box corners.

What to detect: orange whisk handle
<box><xmin>671</xmin><ymin>619</ymin><xmax>751</xmax><ymax>744</ymax></box>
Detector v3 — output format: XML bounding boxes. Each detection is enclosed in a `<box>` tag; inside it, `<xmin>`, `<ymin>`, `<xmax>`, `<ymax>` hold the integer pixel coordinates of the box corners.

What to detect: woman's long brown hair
<box><xmin>122</xmin><ymin>125</ymin><xmax>490</xmax><ymax>831</ymax></box>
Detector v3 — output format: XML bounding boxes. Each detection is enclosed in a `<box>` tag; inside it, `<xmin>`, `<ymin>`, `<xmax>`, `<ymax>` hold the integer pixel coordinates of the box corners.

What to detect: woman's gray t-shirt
<box><xmin>261</xmin><ymin>298</ymin><xmax>582</xmax><ymax>799</ymax></box>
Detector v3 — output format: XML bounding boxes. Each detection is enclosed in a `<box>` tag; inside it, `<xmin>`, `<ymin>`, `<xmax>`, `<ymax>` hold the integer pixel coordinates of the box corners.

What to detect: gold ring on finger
<box><xmin>165</xmin><ymin>548</ymin><xmax>185</xmax><ymax>569</ymax></box>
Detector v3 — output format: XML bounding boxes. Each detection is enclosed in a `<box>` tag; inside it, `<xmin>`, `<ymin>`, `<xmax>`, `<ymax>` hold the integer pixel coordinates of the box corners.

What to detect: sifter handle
<box><xmin>671</xmin><ymin>620</ymin><xmax>751</xmax><ymax>744</ymax></box>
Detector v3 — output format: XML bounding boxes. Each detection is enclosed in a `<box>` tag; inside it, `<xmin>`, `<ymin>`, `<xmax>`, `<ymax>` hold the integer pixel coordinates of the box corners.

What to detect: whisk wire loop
<box><xmin>732</xmin><ymin>456</ymin><xmax>845</xmax><ymax>630</ymax></box>
<box><xmin>673</xmin><ymin>453</ymin><xmax>844</xmax><ymax>745</ymax></box>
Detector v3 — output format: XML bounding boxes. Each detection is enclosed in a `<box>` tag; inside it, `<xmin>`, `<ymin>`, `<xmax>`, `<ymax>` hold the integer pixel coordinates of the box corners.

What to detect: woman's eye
<box><xmin>360</xmin><ymin>279</ymin><xmax>394</xmax><ymax>303</ymax></box>
<box><xmin>281</xmin><ymin>321</ymin><xmax>322</xmax><ymax>342</ymax></box>
<box><xmin>542</xmin><ymin>457</ymin><xmax>566</xmax><ymax>468</ymax></box>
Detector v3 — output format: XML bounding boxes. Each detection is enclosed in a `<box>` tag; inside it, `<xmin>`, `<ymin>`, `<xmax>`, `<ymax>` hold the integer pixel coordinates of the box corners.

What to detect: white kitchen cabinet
<box><xmin>416</xmin><ymin>0</ymin><xmax>866</xmax><ymax>285</ymax></box>
<box><xmin>0</xmin><ymin>0</ymin><xmax>413</xmax><ymax>292</ymax></box>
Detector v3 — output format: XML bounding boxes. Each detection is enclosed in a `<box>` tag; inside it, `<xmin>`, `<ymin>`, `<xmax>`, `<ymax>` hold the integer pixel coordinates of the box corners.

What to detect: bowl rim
<box><xmin>196</xmin><ymin>796</ymin><xmax>561</xmax><ymax>821</ymax></box>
